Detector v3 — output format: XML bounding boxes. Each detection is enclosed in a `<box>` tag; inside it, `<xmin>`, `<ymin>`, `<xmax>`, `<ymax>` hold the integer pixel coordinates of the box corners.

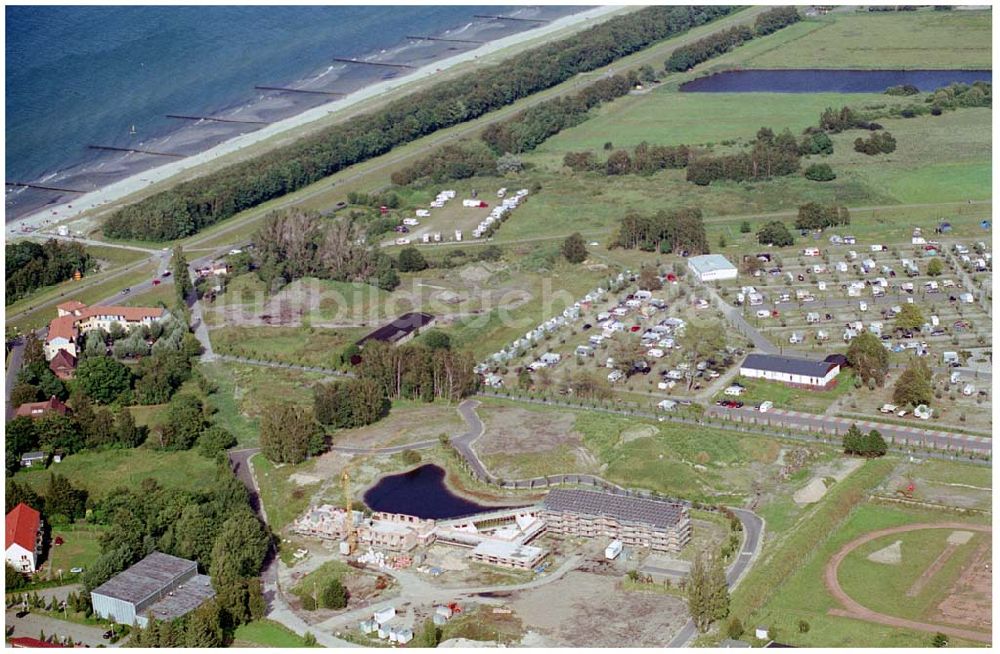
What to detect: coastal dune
<box><xmin>11</xmin><ymin>5</ymin><xmax>624</xmax><ymax>238</ymax></box>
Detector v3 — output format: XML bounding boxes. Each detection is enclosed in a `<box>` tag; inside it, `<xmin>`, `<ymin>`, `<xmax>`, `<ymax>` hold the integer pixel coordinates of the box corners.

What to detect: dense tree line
<box><xmin>252</xmin><ymin>209</ymin><xmax>398</xmax><ymax>291</ymax></box>
<box><xmin>357</xmin><ymin>340</ymin><xmax>478</xmax><ymax>403</ymax></box>
<box><xmin>314</xmin><ymin>378</ymin><xmax>391</xmax><ymax>429</ymax></box>
<box><xmin>6</xmin><ymin>240</ymin><xmax>93</xmax><ymax>305</ymax></box>
<box><xmin>390</xmin><ymin>142</ymin><xmax>498</xmax><ymax>186</ymax></box>
<box><xmin>102</xmin><ymin>6</ymin><xmax>736</xmax><ymax>242</ymax></box>
<box><xmin>817</xmin><ymin>106</ymin><xmax>883</xmax><ymax>134</ymax></box>
<box><xmin>259</xmin><ymin>404</ymin><xmax>325</xmax><ymax>464</ymax></box>
<box><xmin>666</xmin><ymin>7</ymin><xmax>799</xmax><ymax>73</ymax></box>
<box><xmin>853</xmin><ymin>131</ymin><xmax>897</xmax><ymax>155</ymax></box>
<box><xmin>686</xmin><ymin>128</ymin><xmax>800</xmax><ymax>185</ymax></box>
<box><xmin>563</xmin><ymin>141</ymin><xmax>689</xmax><ymax>175</ymax></box>
<box><xmin>666</xmin><ymin>25</ymin><xmax>753</xmax><ymax>72</ymax></box>
<box><xmin>394</xmin><ymin>71</ymin><xmax>640</xmax><ymax>186</ymax></box>
<box><xmin>794</xmin><ymin>202</ymin><xmax>850</xmax><ymax>231</ymax></box>
<box><xmin>482</xmin><ymin>72</ymin><xmax>635</xmax><ymax>155</ymax></box>
<box><xmin>842</xmin><ymin>424</ymin><xmax>888</xmax><ymax>458</ymax></box>
<box><xmin>753</xmin><ymin>6</ymin><xmax>801</xmax><ymax>36</ymax></box>
<box><xmin>613</xmin><ymin>207</ymin><xmax>708</xmax><ymax>254</ymax></box>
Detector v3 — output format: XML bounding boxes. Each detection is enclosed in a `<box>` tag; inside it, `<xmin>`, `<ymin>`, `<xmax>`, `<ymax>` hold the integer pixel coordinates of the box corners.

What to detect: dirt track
<box><xmin>824</xmin><ymin>522</ymin><xmax>992</xmax><ymax>644</ymax></box>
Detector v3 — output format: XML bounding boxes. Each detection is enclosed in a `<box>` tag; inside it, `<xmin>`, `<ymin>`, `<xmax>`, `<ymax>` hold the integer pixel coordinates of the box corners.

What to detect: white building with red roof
<box><xmin>6</xmin><ymin>503</ymin><xmax>43</xmax><ymax>573</ymax></box>
<box><xmin>44</xmin><ymin>302</ymin><xmax>168</xmax><ymax>360</ymax></box>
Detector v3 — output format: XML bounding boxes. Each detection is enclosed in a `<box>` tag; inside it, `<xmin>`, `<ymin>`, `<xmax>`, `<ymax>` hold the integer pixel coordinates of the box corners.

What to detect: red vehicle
<box><xmin>771</xmin><ymin>310</ymin><xmax>780</xmax><ymax>317</ymax></box>
<box><xmin>152</xmin><ymin>279</ymin><xmax>161</xmax><ymax>286</ymax></box>
<box><xmin>53</xmin><ymin>536</ymin><xmax>64</xmax><ymax>546</ymax></box>
<box><xmin>666</xmin><ymin>273</ymin><xmax>678</xmax><ymax>283</ymax></box>
<box><xmin>630</xmin><ymin>325</ymin><xmax>641</xmax><ymax>332</ymax></box>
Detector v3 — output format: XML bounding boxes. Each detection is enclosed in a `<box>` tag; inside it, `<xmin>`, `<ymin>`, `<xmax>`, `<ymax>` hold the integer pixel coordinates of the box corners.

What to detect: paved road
<box><xmin>665</xmin><ymin>507</ymin><xmax>765</xmax><ymax>648</ymax></box>
<box><xmin>706</xmin><ymin>405</ymin><xmax>992</xmax><ymax>457</ymax></box>
<box><xmin>702</xmin><ymin>285</ymin><xmax>779</xmax><ymax>354</ymax></box>
<box><xmin>5</xmin><ymin>608</ymin><xmax>118</xmax><ymax>647</ymax></box>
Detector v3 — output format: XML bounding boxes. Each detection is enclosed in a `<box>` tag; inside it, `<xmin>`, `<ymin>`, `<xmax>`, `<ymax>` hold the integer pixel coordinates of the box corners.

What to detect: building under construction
<box><xmin>540</xmin><ymin>489</ymin><xmax>691</xmax><ymax>553</ymax></box>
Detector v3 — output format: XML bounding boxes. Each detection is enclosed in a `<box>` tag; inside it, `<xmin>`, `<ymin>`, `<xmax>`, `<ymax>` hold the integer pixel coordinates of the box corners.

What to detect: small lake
<box><xmin>680</xmin><ymin>69</ymin><xmax>992</xmax><ymax>93</ymax></box>
<box><xmin>363</xmin><ymin>464</ymin><xmax>513</xmax><ymax>519</ymax></box>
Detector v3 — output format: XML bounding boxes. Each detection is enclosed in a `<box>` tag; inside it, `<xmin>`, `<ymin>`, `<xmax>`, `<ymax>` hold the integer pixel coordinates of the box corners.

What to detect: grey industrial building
<box><xmin>541</xmin><ymin>489</ymin><xmax>691</xmax><ymax>552</ymax></box>
<box><xmin>90</xmin><ymin>552</ymin><xmax>215</xmax><ymax>627</ymax></box>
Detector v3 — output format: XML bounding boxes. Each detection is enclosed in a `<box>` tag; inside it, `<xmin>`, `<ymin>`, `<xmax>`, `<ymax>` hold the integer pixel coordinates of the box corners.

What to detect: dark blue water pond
<box><xmin>363</xmin><ymin>464</ymin><xmax>504</xmax><ymax>519</ymax></box>
<box><xmin>680</xmin><ymin>69</ymin><xmax>991</xmax><ymax>93</ymax></box>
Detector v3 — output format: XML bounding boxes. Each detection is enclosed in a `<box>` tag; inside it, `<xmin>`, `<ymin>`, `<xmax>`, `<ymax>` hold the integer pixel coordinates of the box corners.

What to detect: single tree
<box><xmin>561</xmin><ymin>233</ymin><xmax>588</xmax><ymax>264</ymax></box>
<box><xmin>260</xmin><ymin>404</ymin><xmax>321</xmax><ymax>464</ymax></box>
<box><xmin>893</xmin><ymin>359</ymin><xmax>933</xmax><ymax>408</ymax></box>
<box><xmin>397</xmin><ymin>247</ymin><xmax>428</xmax><ymax>273</ymax></box>
<box><xmin>846</xmin><ymin>331</ymin><xmax>890</xmax><ymax>387</ymax></box>
<box><xmin>932</xmin><ymin>632</ymin><xmax>949</xmax><ymax>648</ymax></box>
<box><xmin>926</xmin><ymin>258</ymin><xmax>944</xmax><ymax>277</ymax></box>
<box><xmin>894</xmin><ymin>303</ymin><xmax>925</xmax><ymax>331</ymax></box>
<box><xmin>172</xmin><ymin>246</ymin><xmax>192</xmax><ymax>307</ymax></box>
<box><xmin>320</xmin><ymin>579</ymin><xmax>349</xmax><ymax>610</ymax></box>
<box><xmin>756</xmin><ymin>221</ymin><xmax>794</xmax><ymax>247</ymax></box>
<box><xmin>739</xmin><ymin>221</ymin><xmax>752</xmax><ymax>234</ymax></box>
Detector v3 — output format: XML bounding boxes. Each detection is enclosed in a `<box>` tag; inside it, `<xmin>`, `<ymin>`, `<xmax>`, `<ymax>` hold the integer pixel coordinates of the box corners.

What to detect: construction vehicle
<box><xmin>341</xmin><ymin>468</ymin><xmax>358</xmax><ymax>555</ymax></box>
<box><xmin>895</xmin><ymin>481</ymin><xmax>916</xmax><ymax>499</ymax></box>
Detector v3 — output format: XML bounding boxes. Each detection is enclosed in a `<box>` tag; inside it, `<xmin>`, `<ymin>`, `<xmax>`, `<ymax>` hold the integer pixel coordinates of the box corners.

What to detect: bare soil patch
<box><xmin>509</xmin><ymin>570</ymin><xmax>688</xmax><ymax>647</ymax></box>
<box><xmin>476</xmin><ymin>407</ymin><xmax>581</xmax><ymax>456</ymax></box>
<box><xmin>333</xmin><ymin>404</ymin><xmax>466</xmax><ymax>449</ymax></box>
<box><xmin>933</xmin><ymin>536</ymin><xmax>992</xmax><ymax>631</ymax></box>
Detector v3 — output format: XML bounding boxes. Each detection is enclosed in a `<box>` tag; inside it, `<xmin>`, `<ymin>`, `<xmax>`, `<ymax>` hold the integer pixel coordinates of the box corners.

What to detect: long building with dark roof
<box><xmin>740</xmin><ymin>353</ymin><xmax>840</xmax><ymax>389</ymax></box>
<box><xmin>541</xmin><ymin>489</ymin><xmax>690</xmax><ymax>552</ymax></box>
<box><xmin>90</xmin><ymin>552</ymin><xmax>215</xmax><ymax>627</ymax></box>
<box><xmin>357</xmin><ymin>312</ymin><xmax>435</xmax><ymax>347</ymax></box>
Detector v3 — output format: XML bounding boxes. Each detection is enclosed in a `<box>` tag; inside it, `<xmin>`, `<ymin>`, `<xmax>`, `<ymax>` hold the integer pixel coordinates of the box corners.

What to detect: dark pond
<box><xmin>363</xmin><ymin>464</ymin><xmax>511</xmax><ymax>519</ymax></box>
<box><xmin>680</xmin><ymin>69</ymin><xmax>992</xmax><ymax>93</ymax></box>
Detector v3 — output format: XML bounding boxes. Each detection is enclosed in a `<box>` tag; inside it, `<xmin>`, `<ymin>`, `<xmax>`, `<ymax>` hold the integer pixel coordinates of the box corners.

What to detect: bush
<box><xmin>803</xmin><ymin>163</ymin><xmax>836</xmax><ymax>182</ymax></box>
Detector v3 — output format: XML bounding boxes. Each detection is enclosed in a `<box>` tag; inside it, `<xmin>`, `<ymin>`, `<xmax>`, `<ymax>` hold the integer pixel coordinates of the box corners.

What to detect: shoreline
<box><xmin>8</xmin><ymin>5</ymin><xmax>623</xmax><ymax>240</ymax></box>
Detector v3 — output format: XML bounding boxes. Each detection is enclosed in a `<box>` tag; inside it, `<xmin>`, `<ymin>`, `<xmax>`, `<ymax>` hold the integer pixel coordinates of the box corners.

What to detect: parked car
<box><xmin>758</xmin><ymin>401</ymin><xmax>773</xmax><ymax>413</ymax></box>
<box><xmin>70</xmin><ymin>566</ymin><xmax>84</xmax><ymax>574</ymax></box>
<box><xmin>120</xmin><ymin>287</ymin><xmax>130</xmax><ymax>295</ymax></box>
<box><xmin>152</xmin><ymin>279</ymin><xmax>161</xmax><ymax>286</ymax></box>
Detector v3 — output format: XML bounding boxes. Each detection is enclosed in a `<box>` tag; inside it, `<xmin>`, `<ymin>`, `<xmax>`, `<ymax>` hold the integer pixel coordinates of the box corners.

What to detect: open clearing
<box><xmin>508</xmin><ymin>570</ymin><xmax>688</xmax><ymax>647</ymax></box>
<box><xmin>333</xmin><ymin>400</ymin><xmax>467</xmax><ymax>449</ymax></box>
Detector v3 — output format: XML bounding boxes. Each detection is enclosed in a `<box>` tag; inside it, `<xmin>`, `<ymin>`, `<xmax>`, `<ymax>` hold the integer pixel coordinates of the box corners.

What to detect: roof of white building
<box><xmin>687</xmin><ymin>254</ymin><xmax>736</xmax><ymax>275</ymax></box>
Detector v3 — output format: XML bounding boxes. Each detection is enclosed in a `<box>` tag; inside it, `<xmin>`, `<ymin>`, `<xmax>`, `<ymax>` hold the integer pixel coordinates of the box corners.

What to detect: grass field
<box><xmin>233</xmin><ymin>619</ymin><xmax>318</xmax><ymax>648</ymax></box>
<box><xmin>11</xmin><ymin>447</ymin><xmax>219</xmax><ymax>500</ymax></box>
<box><xmin>742</xmin><ymin>10</ymin><xmax>992</xmax><ymax>70</ymax></box>
<box><xmin>209</xmin><ymin>324</ymin><xmax>365</xmax><ymax>368</ymax></box>
<box><xmin>751</xmin><ymin>502</ymin><xmax>990</xmax><ymax>648</ymax></box>
<box><xmin>252</xmin><ymin>453</ymin><xmax>321</xmax><ymax>532</ymax></box>
<box><xmin>289</xmin><ymin>560</ymin><xmax>354</xmax><ymax>602</ymax></box>
<box><xmin>46</xmin><ymin>525</ymin><xmax>105</xmax><ymax>575</ymax></box>
<box><xmin>120</xmin><ymin>281</ymin><xmax>177</xmax><ymax>308</ymax></box>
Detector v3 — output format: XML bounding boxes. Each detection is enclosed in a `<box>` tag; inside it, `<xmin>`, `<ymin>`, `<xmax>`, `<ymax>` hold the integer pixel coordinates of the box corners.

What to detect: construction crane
<box><xmin>341</xmin><ymin>468</ymin><xmax>358</xmax><ymax>555</ymax></box>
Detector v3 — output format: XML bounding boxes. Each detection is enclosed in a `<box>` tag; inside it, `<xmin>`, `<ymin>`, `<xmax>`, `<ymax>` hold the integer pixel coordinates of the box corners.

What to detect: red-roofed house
<box><xmin>14</xmin><ymin>396</ymin><xmax>70</xmax><ymax>420</ymax></box>
<box><xmin>48</xmin><ymin>350</ymin><xmax>78</xmax><ymax>380</ymax></box>
<box><xmin>44</xmin><ymin>302</ymin><xmax>168</xmax><ymax>360</ymax></box>
<box><xmin>6</xmin><ymin>503</ymin><xmax>43</xmax><ymax>573</ymax></box>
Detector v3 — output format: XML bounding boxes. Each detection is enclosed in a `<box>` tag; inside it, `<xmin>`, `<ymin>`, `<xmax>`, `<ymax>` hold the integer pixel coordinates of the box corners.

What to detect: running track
<box><xmin>823</xmin><ymin>522</ymin><xmax>992</xmax><ymax>644</ymax></box>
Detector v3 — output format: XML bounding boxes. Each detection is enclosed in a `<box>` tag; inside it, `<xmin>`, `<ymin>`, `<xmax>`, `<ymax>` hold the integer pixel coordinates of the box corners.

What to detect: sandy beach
<box><xmin>8</xmin><ymin>5</ymin><xmax>623</xmax><ymax>240</ymax></box>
